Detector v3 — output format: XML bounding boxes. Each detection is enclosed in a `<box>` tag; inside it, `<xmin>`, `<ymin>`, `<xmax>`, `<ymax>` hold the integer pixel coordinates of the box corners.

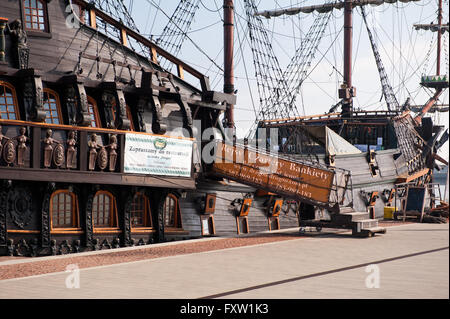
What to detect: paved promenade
<box><xmin>0</xmin><ymin>223</ymin><xmax>448</xmax><ymax>299</ymax></box>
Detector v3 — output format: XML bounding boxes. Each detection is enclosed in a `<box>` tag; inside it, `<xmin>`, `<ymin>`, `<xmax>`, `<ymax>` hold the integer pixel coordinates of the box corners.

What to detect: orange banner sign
<box><xmin>212</xmin><ymin>142</ymin><xmax>335</xmax><ymax>204</ymax></box>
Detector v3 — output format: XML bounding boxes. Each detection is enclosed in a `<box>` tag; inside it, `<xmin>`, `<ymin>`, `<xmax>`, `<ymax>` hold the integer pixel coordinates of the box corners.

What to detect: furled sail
<box><xmin>255</xmin><ymin>0</ymin><xmax>422</xmax><ymax>18</ymax></box>
<box><xmin>414</xmin><ymin>23</ymin><xmax>449</xmax><ymax>32</ymax></box>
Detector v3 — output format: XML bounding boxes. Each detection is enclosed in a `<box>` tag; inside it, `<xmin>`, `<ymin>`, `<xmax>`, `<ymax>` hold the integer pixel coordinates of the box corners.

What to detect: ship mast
<box><xmin>413</xmin><ymin>0</ymin><xmax>448</xmax><ymax>124</ymax></box>
<box><xmin>341</xmin><ymin>0</ymin><xmax>354</xmax><ymax>117</ymax></box>
<box><xmin>437</xmin><ymin>0</ymin><xmax>443</xmax><ymax>76</ymax></box>
<box><xmin>224</xmin><ymin>0</ymin><xmax>235</xmax><ymax>129</ymax></box>
<box><xmin>254</xmin><ymin>0</ymin><xmax>428</xmax><ymax>118</ymax></box>
<box><xmin>257</xmin><ymin>0</ymin><xmax>359</xmax><ymax>118</ymax></box>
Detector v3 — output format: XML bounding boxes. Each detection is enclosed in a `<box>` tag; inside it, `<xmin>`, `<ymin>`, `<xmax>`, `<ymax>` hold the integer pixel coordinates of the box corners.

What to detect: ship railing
<box><xmin>0</xmin><ymin>120</ymin><xmax>194</xmax><ymax>183</ymax></box>
<box><xmin>259</xmin><ymin>110</ymin><xmax>401</xmax><ymax>126</ymax></box>
<box><xmin>71</xmin><ymin>0</ymin><xmax>211</xmax><ymax>92</ymax></box>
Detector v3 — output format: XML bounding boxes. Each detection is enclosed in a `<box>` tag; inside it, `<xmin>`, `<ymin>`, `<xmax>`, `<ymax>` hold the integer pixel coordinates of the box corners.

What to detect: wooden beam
<box><xmin>120</xmin><ymin>28</ymin><xmax>128</xmax><ymax>47</ymax></box>
<box><xmin>177</xmin><ymin>64</ymin><xmax>184</xmax><ymax>80</ymax></box>
<box><xmin>151</xmin><ymin>46</ymin><xmax>158</xmax><ymax>64</ymax></box>
<box><xmin>89</xmin><ymin>9</ymin><xmax>97</xmax><ymax>29</ymax></box>
<box><xmin>433</xmin><ymin>153</ymin><xmax>449</xmax><ymax>166</ymax></box>
<box><xmin>0</xmin><ymin>167</ymin><xmax>196</xmax><ymax>189</ymax></box>
<box><xmin>414</xmin><ymin>89</ymin><xmax>444</xmax><ymax>124</ymax></box>
<box><xmin>0</xmin><ymin>119</ymin><xmax>194</xmax><ymax>141</ymax></box>
<box><xmin>396</xmin><ymin>168</ymin><xmax>430</xmax><ymax>184</ymax></box>
<box><xmin>262</xmin><ymin>113</ymin><xmax>341</xmax><ymax>124</ymax></box>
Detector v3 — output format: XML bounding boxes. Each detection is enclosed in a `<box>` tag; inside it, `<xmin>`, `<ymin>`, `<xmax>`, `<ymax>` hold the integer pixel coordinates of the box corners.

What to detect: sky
<box><xmin>124</xmin><ymin>0</ymin><xmax>449</xmax><ymax>160</ymax></box>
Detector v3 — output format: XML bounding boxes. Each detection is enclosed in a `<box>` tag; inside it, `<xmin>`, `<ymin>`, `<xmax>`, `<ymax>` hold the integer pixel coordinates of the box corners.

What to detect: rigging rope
<box><xmin>244</xmin><ymin>0</ymin><xmax>296</xmax><ymax>124</ymax></box>
<box><xmin>359</xmin><ymin>6</ymin><xmax>427</xmax><ymax>174</ymax></box>
<box><xmin>275</xmin><ymin>0</ymin><xmax>333</xmax><ymax>114</ymax></box>
<box><xmin>145</xmin><ymin>0</ymin><xmax>223</xmax><ymax>72</ymax></box>
<box><xmin>243</xmin><ymin>0</ymin><xmax>334</xmax><ymax>129</ymax></box>
<box><xmin>155</xmin><ymin>0</ymin><xmax>201</xmax><ymax>70</ymax></box>
<box><xmin>91</xmin><ymin>0</ymin><xmax>152</xmax><ymax>58</ymax></box>
<box><xmin>361</xmin><ymin>6</ymin><xmax>400</xmax><ymax>111</ymax></box>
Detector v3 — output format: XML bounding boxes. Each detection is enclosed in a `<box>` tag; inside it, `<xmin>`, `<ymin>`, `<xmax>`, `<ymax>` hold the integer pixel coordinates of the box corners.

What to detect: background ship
<box><xmin>244</xmin><ymin>0</ymin><xmax>449</xmax><ymax>222</ymax></box>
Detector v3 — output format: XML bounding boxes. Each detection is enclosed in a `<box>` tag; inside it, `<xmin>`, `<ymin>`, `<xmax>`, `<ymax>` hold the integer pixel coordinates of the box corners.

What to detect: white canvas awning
<box><xmin>303</xmin><ymin>126</ymin><xmax>362</xmax><ymax>156</ymax></box>
<box><xmin>325</xmin><ymin>127</ymin><xmax>362</xmax><ymax>156</ymax></box>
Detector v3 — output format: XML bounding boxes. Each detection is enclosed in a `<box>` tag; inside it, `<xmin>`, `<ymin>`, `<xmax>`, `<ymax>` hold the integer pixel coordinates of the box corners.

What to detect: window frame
<box><xmin>42</xmin><ymin>88</ymin><xmax>63</xmax><ymax>124</ymax></box>
<box><xmin>111</xmin><ymin>100</ymin><xmax>135</xmax><ymax>131</ymax></box>
<box><xmin>50</xmin><ymin>190</ymin><xmax>81</xmax><ymax>233</ymax></box>
<box><xmin>126</xmin><ymin>105</ymin><xmax>135</xmax><ymax>131</ymax></box>
<box><xmin>163</xmin><ymin>193</ymin><xmax>182</xmax><ymax>229</ymax></box>
<box><xmin>200</xmin><ymin>215</ymin><xmax>215</xmax><ymax>236</ymax></box>
<box><xmin>92</xmin><ymin>190</ymin><xmax>119</xmax><ymax>231</ymax></box>
<box><xmin>87</xmin><ymin>96</ymin><xmax>102</xmax><ymax>128</ymax></box>
<box><xmin>130</xmin><ymin>192</ymin><xmax>153</xmax><ymax>230</ymax></box>
<box><xmin>0</xmin><ymin>81</ymin><xmax>20</xmax><ymax>121</ymax></box>
<box><xmin>21</xmin><ymin>0</ymin><xmax>50</xmax><ymax>34</ymax></box>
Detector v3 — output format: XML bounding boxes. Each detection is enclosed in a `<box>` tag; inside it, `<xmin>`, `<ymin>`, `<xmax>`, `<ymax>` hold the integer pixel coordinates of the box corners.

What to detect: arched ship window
<box><xmin>126</xmin><ymin>105</ymin><xmax>135</xmax><ymax>131</ymax></box>
<box><xmin>87</xmin><ymin>96</ymin><xmax>101</xmax><ymax>128</ymax></box>
<box><xmin>92</xmin><ymin>191</ymin><xmax>118</xmax><ymax>228</ymax></box>
<box><xmin>163</xmin><ymin>194</ymin><xmax>182</xmax><ymax>228</ymax></box>
<box><xmin>0</xmin><ymin>81</ymin><xmax>20</xmax><ymax>120</ymax></box>
<box><xmin>111</xmin><ymin>101</ymin><xmax>135</xmax><ymax>131</ymax></box>
<box><xmin>23</xmin><ymin>0</ymin><xmax>48</xmax><ymax>32</ymax></box>
<box><xmin>43</xmin><ymin>89</ymin><xmax>63</xmax><ymax>124</ymax></box>
<box><xmin>131</xmin><ymin>192</ymin><xmax>152</xmax><ymax>228</ymax></box>
<box><xmin>50</xmin><ymin>190</ymin><xmax>80</xmax><ymax>229</ymax></box>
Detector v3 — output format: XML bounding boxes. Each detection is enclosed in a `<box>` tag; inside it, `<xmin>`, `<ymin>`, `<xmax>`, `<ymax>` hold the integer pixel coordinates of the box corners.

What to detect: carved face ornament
<box><xmin>3</xmin><ymin>140</ymin><xmax>16</xmax><ymax>165</ymax></box>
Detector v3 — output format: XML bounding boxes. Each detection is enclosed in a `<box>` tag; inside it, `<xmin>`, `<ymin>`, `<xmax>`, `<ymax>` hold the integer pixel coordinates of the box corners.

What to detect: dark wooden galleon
<box><xmin>5</xmin><ymin>0</ymin><xmax>443</xmax><ymax>256</ymax></box>
<box><xmin>0</xmin><ymin>0</ymin><xmax>239</xmax><ymax>256</ymax></box>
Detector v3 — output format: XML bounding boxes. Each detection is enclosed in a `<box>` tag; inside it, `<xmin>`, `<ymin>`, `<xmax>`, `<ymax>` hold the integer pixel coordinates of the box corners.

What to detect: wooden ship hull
<box><xmin>0</xmin><ymin>0</ymin><xmax>306</xmax><ymax>257</ymax></box>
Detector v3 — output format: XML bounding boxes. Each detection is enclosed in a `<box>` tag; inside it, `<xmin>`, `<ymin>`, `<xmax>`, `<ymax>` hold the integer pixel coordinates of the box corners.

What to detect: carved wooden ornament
<box><xmin>53</xmin><ymin>144</ymin><xmax>65</xmax><ymax>168</ymax></box>
<box><xmin>88</xmin><ymin>134</ymin><xmax>98</xmax><ymax>171</ymax></box>
<box><xmin>66</xmin><ymin>131</ymin><xmax>77</xmax><ymax>169</ymax></box>
<box><xmin>3</xmin><ymin>140</ymin><xmax>16</xmax><ymax>165</ymax></box>
<box><xmin>43</xmin><ymin>129</ymin><xmax>54</xmax><ymax>168</ymax></box>
<box><xmin>97</xmin><ymin>147</ymin><xmax>108</xmax><ymax>171</ymax></box>
<box><xmin>108</xmin><ymin>134</ymin><xmax>117</xmax><ymax>172</ymax></box>
<box><xmin>16</xmin><ymin>127</ymin><xmax>28</xmax><ymax>166</ymax></box>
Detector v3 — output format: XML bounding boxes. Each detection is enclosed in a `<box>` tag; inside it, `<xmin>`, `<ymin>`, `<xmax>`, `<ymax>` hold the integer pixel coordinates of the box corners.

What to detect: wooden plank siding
<box><xmin>1</xmin><ymin>0</ymin><xmax>201</xmax><ymax>95</ymax></box>
<box><xmin>180</xmin><ymin>189</ymin><xmax>300</xmax><ymax>237</ymax></box>
<box><xmin>290</xmin><ymin>149</ymin><xmax>407</xmax><ymax>218</ymax></box>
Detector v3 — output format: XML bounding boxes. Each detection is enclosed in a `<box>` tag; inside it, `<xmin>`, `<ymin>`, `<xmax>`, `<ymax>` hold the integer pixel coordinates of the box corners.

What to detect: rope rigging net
<box><xmin>359</xmin><ymin>5</ymin><xmax>428</xmax><ymax>174</ymax></box>
<box><xmin>155</xmin><ymin>0</ymin><xmax>201</xmax><ymax>70</ymax></box>
<box><xmin>243</xmin><ymin>0</ymin><xmax>334</xmax><ymax>146</ymax></box>
<box><xmin>89</xmin><ymin>0</ymin><xmax>151</xmax><ymax>58</ymax></box>
<box><xmin>244</xmin><ymin>0</ymin><xmax>334</xmax><ymax>123</ymax></box>
<box><xmin>274</xmin><ymin>1</ymin><xmax>334</xmax><ymax>117</ymax></box>
<box><xmin>243</xmin><ymin>0</ymin><xmax>297</xmax><ymax>123</ymax></box>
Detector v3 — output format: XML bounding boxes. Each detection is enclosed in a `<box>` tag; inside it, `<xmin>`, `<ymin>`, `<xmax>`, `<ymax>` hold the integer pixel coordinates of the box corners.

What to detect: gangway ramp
<box><xmin>207</xmin><ymin>140</ymin><xmax>386</xmax><ymax>237</ymax></box>
<box><xmin>209</xmin><ymin>140</ymin><xmax>351</xmax><ymax>212</ymax></box>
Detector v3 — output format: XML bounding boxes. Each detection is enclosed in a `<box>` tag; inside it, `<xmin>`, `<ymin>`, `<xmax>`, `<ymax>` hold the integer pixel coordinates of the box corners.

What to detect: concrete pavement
<box><xmin>0</xmin><ymin>223</ymin><xmax>448</xmax><ymax>299</ymax></box>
